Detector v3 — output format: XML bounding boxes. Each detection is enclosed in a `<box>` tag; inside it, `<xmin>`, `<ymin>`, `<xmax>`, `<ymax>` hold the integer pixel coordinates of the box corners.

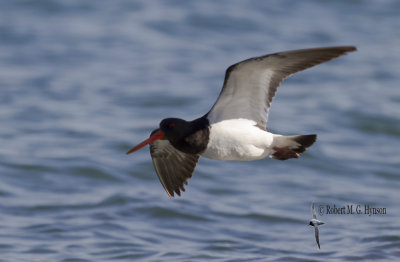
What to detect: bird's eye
<box><xmin>168</xmin><ymin>123</ymin><xmax>176</xmax><ymax>129</ymax></box>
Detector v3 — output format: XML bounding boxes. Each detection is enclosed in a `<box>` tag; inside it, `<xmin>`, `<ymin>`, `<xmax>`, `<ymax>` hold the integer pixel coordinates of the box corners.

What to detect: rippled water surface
<box><xmin>1</xmin><ymin>0</ymin><xmax>400</xmax><ymax>261</ymax></box>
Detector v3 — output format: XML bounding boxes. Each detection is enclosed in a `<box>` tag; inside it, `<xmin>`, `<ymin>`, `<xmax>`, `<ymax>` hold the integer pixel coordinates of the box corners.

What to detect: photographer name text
<box><xmin>318</xmin><ymin>204</ymin><xmax>386</xmax><ymax>216</ymax></box>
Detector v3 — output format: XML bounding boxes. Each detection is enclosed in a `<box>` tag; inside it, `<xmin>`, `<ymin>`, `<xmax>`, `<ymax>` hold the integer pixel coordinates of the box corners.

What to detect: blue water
<box><xmin>1</xmin><ymin>0</ymin><xmax>399</xmax><ymax>261</ymax></box>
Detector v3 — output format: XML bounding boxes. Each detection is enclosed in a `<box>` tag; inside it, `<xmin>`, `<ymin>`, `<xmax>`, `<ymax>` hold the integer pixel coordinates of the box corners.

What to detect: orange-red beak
<box><xmin>126</xmin><ymin>130</ymin><xmax>165</xmax><ymax>154</ymax></box>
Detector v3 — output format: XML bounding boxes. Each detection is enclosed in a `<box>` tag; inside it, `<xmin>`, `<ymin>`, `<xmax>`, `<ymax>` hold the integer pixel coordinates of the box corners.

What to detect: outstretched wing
<box><xmin>315</xmin><ymin>226</ymin><xmax>321</xmax><ymax>249</ymax></box>
<box><xmin>312</xmin><ymin>202</ymin><xmax>317</xmax><ymax>219</ymax></box>
<box><xmin>207</xmin><ymin>46</ymin><xmax>356</xmax><ymax>129</ymax></box>
<box><xmin>150</xmin><ymin>139</ymin><xmax>199</xmax><ymax>197</ymax></box>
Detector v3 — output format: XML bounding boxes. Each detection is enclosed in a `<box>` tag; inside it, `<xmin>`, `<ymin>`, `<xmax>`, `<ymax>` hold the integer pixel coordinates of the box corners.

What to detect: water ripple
<box><xmin>0</xmin><ymin>0</ymin><xmax>399</xmax><ymax>261</ymax></box>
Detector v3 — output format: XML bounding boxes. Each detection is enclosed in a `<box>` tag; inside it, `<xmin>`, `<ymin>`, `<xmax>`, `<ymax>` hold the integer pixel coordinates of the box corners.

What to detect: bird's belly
<box><xmin>201</xmin><ymin>119</ymin><xmax>274</xmax><ymax>161</ymax></box>
<box><xmin>202</xmin><ymin>143</ymin><xmax>271</xmax><ymax>161</ymax></box>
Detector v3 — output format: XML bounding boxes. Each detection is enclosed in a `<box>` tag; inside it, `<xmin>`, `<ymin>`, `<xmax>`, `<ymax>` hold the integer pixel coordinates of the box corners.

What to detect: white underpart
<box><xmin>201</xmin><ymin>119</ymin><xmax>277</xmax><ymax>161</ymax></box>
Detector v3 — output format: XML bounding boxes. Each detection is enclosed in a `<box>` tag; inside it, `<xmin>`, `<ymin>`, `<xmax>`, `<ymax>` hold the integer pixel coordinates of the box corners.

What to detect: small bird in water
<box><xmin>309</xmin><ymin>203</ymin><xmax>325</xmax><ymax>249</ymax></box>
<box><xmin>127</xmin><ymin>46</ymin><xmax>356</xmax><ymax>197</ymax></box>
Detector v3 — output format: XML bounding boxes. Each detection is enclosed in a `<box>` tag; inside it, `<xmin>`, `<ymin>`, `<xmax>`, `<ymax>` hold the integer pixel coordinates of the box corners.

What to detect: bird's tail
<box><xmin>271</xmin><ymin>134</ymin><xmax>317</xmax><ymax>160</ymax></box>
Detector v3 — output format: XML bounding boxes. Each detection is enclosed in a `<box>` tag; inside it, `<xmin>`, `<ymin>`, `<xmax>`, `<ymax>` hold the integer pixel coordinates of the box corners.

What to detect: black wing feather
<box><xmin>150</xmin><ymin>139</ymin><xmax>199</xmax><ymax>197</ymax></box>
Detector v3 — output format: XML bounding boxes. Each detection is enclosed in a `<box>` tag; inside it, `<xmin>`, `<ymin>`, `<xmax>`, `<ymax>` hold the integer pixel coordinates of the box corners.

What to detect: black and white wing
<box><xmin>207</xmin><ymin>46</ymin><xmax>356</xmax><ymax>129</ymax></box>
<box><xmin>150</xmin><ymin>139</ymin><xmax>199</xmax><ymax>197</ymax></box>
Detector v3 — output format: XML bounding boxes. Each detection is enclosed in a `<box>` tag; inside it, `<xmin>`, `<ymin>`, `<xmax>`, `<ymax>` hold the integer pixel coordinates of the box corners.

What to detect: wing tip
<box><xmin>336</xmin><ymin>45</ymin><xmax>357</xmax><ymax>55</ymax></box>
<box><xmin>306</xmin><ymin>45</ymin><xmax>357</xmax><ymax>52</ymax></box>
<box><xmin>164</xmin><ymin>182</ymin><xmax>187</xmax><ymax>198</ymax></box>
<box><xmin>335</xmin><ymin>45</ymin><xmax>357</xmax><ymax>51</ymax></box>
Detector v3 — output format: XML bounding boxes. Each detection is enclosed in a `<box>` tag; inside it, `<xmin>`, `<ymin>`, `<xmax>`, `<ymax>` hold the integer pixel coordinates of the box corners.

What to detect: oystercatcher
<box><xmin>127</xmin><ymin>46</ymin><xmax>356</xmax><ymax>197</ymax></box>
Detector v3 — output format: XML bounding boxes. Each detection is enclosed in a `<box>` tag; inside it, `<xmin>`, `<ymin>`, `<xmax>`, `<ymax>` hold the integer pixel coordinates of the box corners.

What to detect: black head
<box><xmin>126</xmin><ymin>117</ymin><xmax>192</xmax><ymax>155</ymax></box>
<box><xmin>309</xmin><ymin>221</ymin><xmax>313</xmax><ymax>226</ymax></box>
<box><xmin>159</xmin><ymin>118</ymin><xmax>189</xmax><ymax>141</ymax></box>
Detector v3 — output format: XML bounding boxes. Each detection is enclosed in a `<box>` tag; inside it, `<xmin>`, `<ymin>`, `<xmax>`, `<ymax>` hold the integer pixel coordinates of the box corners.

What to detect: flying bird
<box><xmin>309</xmin><ymin>203</ymin><xmax>325</xmax><ymax>249</ymax></box>
<box><xmin>127</xmin><ymin>46</ymin><xmax>356</xmax><ymax>197</ymax></box>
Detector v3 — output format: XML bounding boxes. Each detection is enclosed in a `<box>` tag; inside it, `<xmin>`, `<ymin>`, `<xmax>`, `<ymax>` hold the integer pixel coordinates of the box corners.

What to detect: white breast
<box><xmin>201</xmin><ymin>119</ymin><xmax>274</xmax><ymax>161</ymax></box>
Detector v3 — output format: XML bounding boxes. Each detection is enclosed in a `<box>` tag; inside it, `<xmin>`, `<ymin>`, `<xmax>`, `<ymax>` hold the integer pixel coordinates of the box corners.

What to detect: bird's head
<box><xmin>159</xmin><ymin>118</ymin><xmax>188</xmax><ymax>142</ymax></box>
<box><xmin>126</xmin><ymin>118</ymin><xmax>187</xmax><ymax>154</ymax></box>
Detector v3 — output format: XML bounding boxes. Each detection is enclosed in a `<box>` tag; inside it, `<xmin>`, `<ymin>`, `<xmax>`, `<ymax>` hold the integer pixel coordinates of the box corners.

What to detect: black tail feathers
<box><xmin>292</xmin><ymin>134</ymin><xmax>317</xmax><ymax>153</ymax></box>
